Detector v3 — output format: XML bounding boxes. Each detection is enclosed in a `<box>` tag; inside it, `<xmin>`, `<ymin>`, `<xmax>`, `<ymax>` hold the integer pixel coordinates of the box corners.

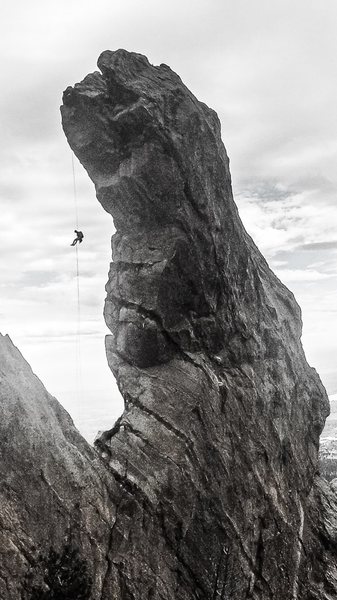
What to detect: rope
<box><xmin>71</xmin><ymin>154</ymin><xmax>82</xmax><ymax>398</ymax></box>
<box><xmin>75</xmin><ymin>242</ymin><xmax>82</xmax><ymax>395</ymax></box>
<box><xmin>71</xmin><ymin>153</ymin><xmax>79</xmax><ymax>230</ymax></box>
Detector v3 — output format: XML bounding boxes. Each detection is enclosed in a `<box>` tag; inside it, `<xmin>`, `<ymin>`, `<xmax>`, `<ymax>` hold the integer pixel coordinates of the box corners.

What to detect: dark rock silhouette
<box><xmin>0</xmin><ymin>50</ymin><xmax>336</xmax><ymax>599</ymax></box>
<box><xmin>61</xmin><ymin>50</ymin><xmax>334</xmax><ymax>597</ymax></box>
<box><xmin>0</xmin><ymin>333</ymin><xmax>117</xmax><ymax>599</ymax></box>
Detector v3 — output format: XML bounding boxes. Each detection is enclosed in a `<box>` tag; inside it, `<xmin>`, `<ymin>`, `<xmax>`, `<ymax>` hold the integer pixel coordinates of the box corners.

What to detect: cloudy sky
<box><xmin>1</xmin><ymin>0</ymin><xmax>336</xmax><ymax>442</ymax></box>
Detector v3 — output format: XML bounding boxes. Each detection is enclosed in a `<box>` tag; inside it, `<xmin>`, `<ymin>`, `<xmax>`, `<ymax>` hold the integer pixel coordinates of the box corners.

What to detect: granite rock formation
<box><xmin>59</xmin><ymin>49</ymin><xmax>336</xmax><ymax>598</ymax></box>
<box><xmin>0</xmin><ymin>333</ymin><xmax>117</xmax><ymax>599</ymax></box>
<box><xmin>319</xmin><ymin>394</ymin><xmax>337</xmax><ymax>481</ymax></box>
<box><xmin>299</xmin><ymin>476</ymin><xmax>337</xmax><ymax>599</ymax></box>
<box><xmin>0</xmin><ymin>50</ymin><xmax>335</xmax><ymax>600</ymax></box>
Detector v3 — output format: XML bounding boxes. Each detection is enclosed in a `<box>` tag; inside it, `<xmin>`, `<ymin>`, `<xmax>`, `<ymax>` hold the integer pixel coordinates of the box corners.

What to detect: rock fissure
<box><xmin>121</xmin><ymin>422</ymin><xmax>186</xmax><ymax>475</ymax></box>
<box><xmin>124</xmin><ymin>393</ymin><xmax>194</xmax><ymax>449</ymax></box>
<box><xmin>101</xmin><ymin>496</ymin><xmax>124</xmax><ymax>597</ymax></box>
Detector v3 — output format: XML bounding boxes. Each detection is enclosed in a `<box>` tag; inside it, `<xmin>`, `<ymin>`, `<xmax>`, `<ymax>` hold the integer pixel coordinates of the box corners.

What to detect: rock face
<box><xmin>319</xmin><ymin>394</ymin><xmax>337</xmax><ymax>481</ymax></box>
<box><xmin>299</xmin><ymin>476</ymin><xmax>337</xmax><ymax>599</ymax></box>
<box><xmin>0</xmin><ymin>49</ymin><xmax>336</xmax><ymax>600</ymax></box>
<box><xmin>0</xmin><ymin>334</ymin><xmax>117</xmax><ymax>599</ymax></box>
<box><xmin>59</xmin><ymin>49</ymin><xmax>335</xmax><ymax>599</ymax></box>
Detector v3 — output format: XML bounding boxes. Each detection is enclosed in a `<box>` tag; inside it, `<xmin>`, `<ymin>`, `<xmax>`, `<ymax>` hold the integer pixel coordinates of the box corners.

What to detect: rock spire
<box><xmin>60</xmin><ymin>49</ymin><xmax>333</xmax><ymax>598</ymax></box>
<box><xmin>0</xmin><ymin>49</ymin><xmax>335</xmax><ymax>600</ymax></box>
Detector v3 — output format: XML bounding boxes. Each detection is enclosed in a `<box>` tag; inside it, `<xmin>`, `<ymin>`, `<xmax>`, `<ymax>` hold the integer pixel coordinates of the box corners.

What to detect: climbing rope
<box><xmin>71</xmin><ymin>153</ymin><xmax>79</xmax><ymax>230</ymax></box>
<box><xmin>71</xmin><ymin>153</ymin><xmax>82</xmax><ymax>398</ymax></box>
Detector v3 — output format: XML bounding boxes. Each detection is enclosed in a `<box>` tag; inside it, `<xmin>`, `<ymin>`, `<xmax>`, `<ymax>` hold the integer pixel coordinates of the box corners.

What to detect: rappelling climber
<box><xmin>70</xmin><ymin>230</ymin><xmax>84</xmax><ymax>246</ymax></box>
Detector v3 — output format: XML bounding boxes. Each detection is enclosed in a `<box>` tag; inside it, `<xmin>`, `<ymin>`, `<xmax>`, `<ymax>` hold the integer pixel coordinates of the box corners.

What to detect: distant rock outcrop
<box><xmin>60</xmin><ymin>49</ymin><xmax>336</xmax><ymax>598</ymax></box>
<box><xmin>0</xmin><ymin>50</ymin><xmax>336</xmax><ymax>600</ymax></box>
<box><xmin>320</xmin><ymin>394</ymin><xmax>337</xmax><ymax>481</ymax></box>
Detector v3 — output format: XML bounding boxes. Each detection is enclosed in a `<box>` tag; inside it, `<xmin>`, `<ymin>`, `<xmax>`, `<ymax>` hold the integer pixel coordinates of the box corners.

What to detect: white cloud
<box><xmin>273</xmin><ymin>269</ymin><xmax>333</xmax><ymax>283</ymax></box>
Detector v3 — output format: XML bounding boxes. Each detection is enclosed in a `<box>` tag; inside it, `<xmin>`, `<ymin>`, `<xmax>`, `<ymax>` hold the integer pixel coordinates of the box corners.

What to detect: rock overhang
<box><xmin>60</xmin><ymin>49</ymin><xmax>332</xmax><ymax>599</ymax></box>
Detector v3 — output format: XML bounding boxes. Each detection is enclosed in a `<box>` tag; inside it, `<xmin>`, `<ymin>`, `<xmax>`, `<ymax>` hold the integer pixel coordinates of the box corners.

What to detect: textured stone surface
<box><xmin>319</xmin><ymin>395</ymin><xmax>337</xmax><ymax>481</ymax></box>
<box><xmin>0</xmin><ymin>333</ymin><xmax>117</xmax><ymax>599</ymax></box>
<box><xmin>299</xmin><ymin>476</ymin><xmax>337</xmax><ymax>599</ymax></box>
<box><xmin>0</xmin><ymin>48</ymin><xmax>335</xmax><ymax>600</ymax></box>
<box><xmin>59</xmin><ymin>49</ymin><xmax>335</xmax><ymax>598</ymax></box>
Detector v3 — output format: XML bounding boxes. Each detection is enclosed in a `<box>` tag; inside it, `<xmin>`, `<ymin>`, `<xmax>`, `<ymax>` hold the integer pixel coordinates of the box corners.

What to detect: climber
<box><xmin>70</xmin><ymin>230</ymin><xmax>84</xmax><ymax>246</ymax></box>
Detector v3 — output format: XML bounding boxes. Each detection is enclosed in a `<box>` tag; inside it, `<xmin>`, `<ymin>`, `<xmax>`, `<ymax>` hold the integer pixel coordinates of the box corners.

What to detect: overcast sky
<box><xmin>1</xmin><ymin>0</ymin><xmax>336</xmax><ymax>441</ymax></box>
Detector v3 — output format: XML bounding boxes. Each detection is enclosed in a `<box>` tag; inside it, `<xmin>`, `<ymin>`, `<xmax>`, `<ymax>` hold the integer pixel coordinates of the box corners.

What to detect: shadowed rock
<box><xmin>0</xmin><ymin>50</ymin><xmax>335</xmax><ymax>600</ymax></box>
<box><xmin>0</xmin><ymin>334</ymin><xmax>118</xmax><ymax>599</ymax></box>
<box><xmin>60</xmin><ymin>49</ymin><xmax>336</xmax><ymax>598</ymax></box>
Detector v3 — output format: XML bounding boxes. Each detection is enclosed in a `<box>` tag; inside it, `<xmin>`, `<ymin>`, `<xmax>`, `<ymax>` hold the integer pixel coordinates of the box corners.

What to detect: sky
<box><xmin>1</xmin><ymin>0</ymin><xmax>336</xmax><ymax>442</ymax></box>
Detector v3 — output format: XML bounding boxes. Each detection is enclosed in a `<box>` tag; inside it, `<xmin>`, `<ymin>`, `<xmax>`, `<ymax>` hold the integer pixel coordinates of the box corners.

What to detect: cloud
<box><xmin>273</xmin><ymin>268</ymin><xmax>332</xmax><ymax>283</ymax></box>
<box><xmin>299</xmin><ymin>241</ymin><xmax>337</xmax><ymax>251</ymax></box>
<box><xmin>236</xmin><ymin>182</ymin><xmax>337</xmax><ymax>258</ymax></box>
